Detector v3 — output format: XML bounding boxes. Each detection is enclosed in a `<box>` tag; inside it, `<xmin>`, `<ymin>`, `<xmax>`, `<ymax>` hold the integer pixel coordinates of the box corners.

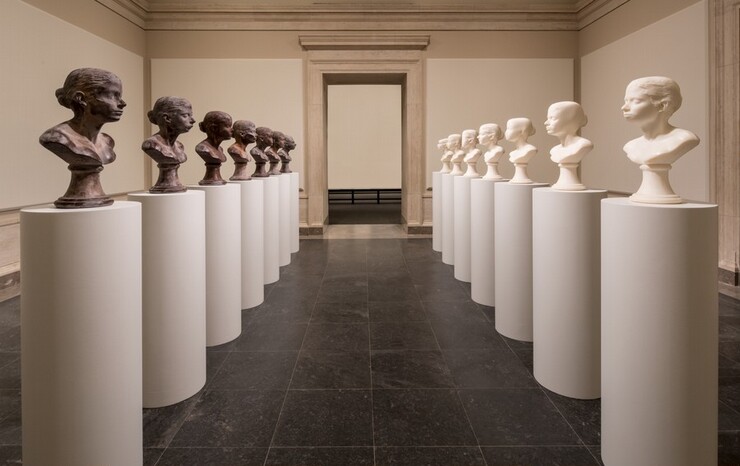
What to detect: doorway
<box><xmin>327</xmin><ymin>84</ymin><xmax>402</xmax><ymax>225</ymax></box>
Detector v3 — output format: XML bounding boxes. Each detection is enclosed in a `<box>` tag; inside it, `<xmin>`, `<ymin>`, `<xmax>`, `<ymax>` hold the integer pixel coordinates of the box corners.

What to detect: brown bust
<box><xmin>195</xmin><ymin>111</ymin><xmax>232</xmax><ymax>185</ymax></box>
<box><xmin>268</xmin><ymin>131</ymin><xmax>285</xmax><ymax>176</ymax></box>
<box><xmin>280</xmin><ymin>134</ymin><xmax>295</xmax><ymax>173</ymax></box>
<box><xmin>250</xmin><ymin>127</ymin><xmax>272</xmax><ymax>178</ymax></box>
<box><xmin>142</xmin><ymin>96</ymin><xmax>195</xmax><ymax>193</ymax></box>
<box><xmin>227</xmin><ymin>120</ymin><xmax>256</xmax><ymax>181</ymax></box>
<box><xmin>39</xmin><ymin>68</ymin><xmax>126</xmax><ymax>208</ymax></box>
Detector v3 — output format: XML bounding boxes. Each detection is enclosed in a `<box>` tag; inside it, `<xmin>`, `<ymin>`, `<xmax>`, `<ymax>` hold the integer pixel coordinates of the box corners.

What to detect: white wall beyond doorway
<box><xmin>327</xmin><ymin>85</ymin><xmax>402</xmax><ymax>190</ymax></box>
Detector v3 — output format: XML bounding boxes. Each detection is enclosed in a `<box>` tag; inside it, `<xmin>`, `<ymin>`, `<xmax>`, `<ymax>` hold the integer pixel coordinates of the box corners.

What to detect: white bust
<box><xmin>505</xmin><ymin>117</ymin><xmax>537</xmax><ymax>184</ymax></box>
<box><xmin>545</xmin><ymin>101</ymin><xmax>593</xmax><ymax>191</ymax></box>
<box><xmin>448</xmin><ymin>133</ymin><xmax>464</xmax><ymax>176</ymax></box>
<box><xmin>438</xmin><ymin>137</ymin><xmax>451</xmax><ymax>173</ymax></box>
<box><xmin>461</xmin><ymin>129</ymin><xmax>481</xmax><ymax>177</ymax></box>
<box><xmin>478</xmin><ymin>123</ymin><xmax>506</xmax><ymax>180</ymax></box>
<box><xmin>622</xmin><ymin>76</ymin><xmax>699</xmax><ymax>204</ymax></box>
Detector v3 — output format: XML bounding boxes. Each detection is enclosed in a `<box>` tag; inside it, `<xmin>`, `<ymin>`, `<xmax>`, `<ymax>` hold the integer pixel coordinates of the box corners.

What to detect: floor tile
<box><xmin>0</xmin><ymin>328</ymin><xmax>20</xmax><ymax>353</ymax></box>
<box><xmin>0</xmin><ymin>359</ymin><xmax>19</xmax><ymax>389</ymax></box>
<box><xmin>443</xmin><ymin>349</ymin><xmax>537</xmax><ymax>388</ymax></box>
<box><xmin>368</xmin><ymin>273</ymin><xmax>418</xmax><ymax>302</ymax></box>
<box><xmin>143</xmin><ymin>390</ymin><xmax>202</xmax><ymax>448</ymax></box>
<box><xmin>156</xmin><ymin>447</ymin><xmax>268</xmax><ymax>465</ymax></box>
<box><xmin>205</xmin><ymin>351</ymin><xmax>229</xmax><ymax>387</ymax></box>
<box><xmin>460</xmin><ymin>388</ymin><xmax>580</xmax><ymax>446</ymax></box>
<box><xmin>235</xmin><ymin>322</ymin><xmax>307</xmax><ymax>352</ymax></box>
<box><xmin>481</xmin><ymin>446</ymin><xmax>599</xmax><ymax>465</ymax></box>
<box><xmin>210</xmin><ymin>352</ymin><xmax>298</xmax><ymax>390</ymax></box>
<box><xmin>414</xmin><ymin>282</ymin><xmax>470</xmax><ymax>302</ymax></box>
<box><xmin>375</xmin><ymin>446</ymin><xmax>486</xmax><ymax>465</ymax></box>
<box><xmin>265</xmin><ymin>447</ymin><xmax>374</xmax><ymax>465</ymax></box>
<box><xmin>369</xmin><ymin>301</ymin><xmax>427</xmax><ymax>322</ymax></box>
<box><xmin>291</xmin><ymin>351</ymin><xmax>371</xmax><ymax>389</ymax></box>
<box><xmin>317</xmin><ymin>284</ymin><xmax>368</xmax><ymax>304</ymax></box>
<box><xmin>246</xmin><ymin>301</ymin><xmax>315</xmax><ymax>324</ymax></box>
<box><xmin>371</xmin><ymin>350</ymin><xmax>454</xmax><ymax>389</ymax></box>
<box><xmin>719</xmin><ymin>431</ymin><xmax>740</xmax><ymax>466</ymax></box>
<box><xmin>311</xmin><ymin>302</ymin><xmax>369</xmax><ymax>323</ymax></box>
<box><xmin>422</xmin><ymin>300</ymin><xmax>488</xmax><ymax>322</ymax></box>
<box><xmin>373</xmin><ymin>389</ymin><xmax>477</xmax><ymax>446</ymax></box>
<box><xmin>272</xmin><ymin>390</ymin><xmax>373</xmax><ymax>446</ymax></box>
<box><xmin>430</xmin><ymin>321</ymin><xmax>507</xmax><ymax>350</ymax></box>
<box><xmin>478</xmin><ymin>304</ymin><xmax>496</xmax><ymax>323</ymax></box>
<box><xmin>171</xmin><ymin>390</ymin><xmax>284</xmax><ymax>447</ymax></box>
<box><xmin>0</xmin><ymin>298</ymin><xmax>20</xmax><ymax>330</ymax></box>
<box><xmin>719</xmin><ymin>400</ymin><xmax>740</xmax><ymax>430</ymax></box>
<box><xmin>370</xmin><ymin>322</ymin><xmax>439</xmax><ymax>350</ymax></box>
<box><xmin>143</xmin><ymin>448</ymin><xmax>163</xmax><ymax>466</ymax></box>
<box><xmin>302</xmin><ymin>323</ymin><xmax>369</xmax><ymax>352</ymax></box>
<box><xmin>0</xmin><ymin>445</ymin><xmax>21</xmax><ymax>464</ymax></box>
<box><xmin>545</xmin><ymin>391</ymin><xmax>601</xmax><ymax>446</ymax></box>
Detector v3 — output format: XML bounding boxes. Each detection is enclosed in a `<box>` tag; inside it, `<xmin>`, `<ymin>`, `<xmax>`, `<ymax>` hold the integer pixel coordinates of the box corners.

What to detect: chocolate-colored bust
<box><xmin>142</xmin><ymin>96</ymin><xmax>195</xmax><ymax>193</ymax></box>
<box><xmin>39</xmin><ymin>68</ymin><xmax>126</xmax><ymax>208</ymax></box>
<box><xmin>195</xmin><ymin>111</ymin><xmax>232</xmax><ymax>185</ymax></box>
<box><xmin>250</xmin><ymin>127</ymin><xmax>272</xmax><ymax>178</ymax></box>
<box><xmin>227</xmin><ymin>120</ymin><xmax>257</xmax><ymax>181</ymax></box>
<box><xmin>280</xmin><ymin>134</ymin><xmax>295</xmax><ymax>173</ymax></box>
<box><xmin>268</xmin><ymin>131</ymin><xmax>285</xmax><ymax>175</ymax></box>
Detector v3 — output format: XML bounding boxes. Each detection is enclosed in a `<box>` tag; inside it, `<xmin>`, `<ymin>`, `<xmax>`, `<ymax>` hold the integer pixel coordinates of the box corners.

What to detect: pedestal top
<box><xmin>603</xmin><ymin>197</ymin><xmax>717</xmax><ymax>210</ymax></box>
<box><xmin>534</xmin><ymin>187</ymin><xmax>607</xmax><ymax>196</ymax></box>
<box><xmin>21</xmin><ymin>200</ymin><xmax>141</xmax><ymax>215</ymax></box>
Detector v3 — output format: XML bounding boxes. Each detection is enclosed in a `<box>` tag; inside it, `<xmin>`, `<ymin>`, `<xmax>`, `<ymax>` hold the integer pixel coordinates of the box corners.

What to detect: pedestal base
<box><xmin>21</xmin><ymin>202</ymin><xmax>143</xmax><ymax>466</ymax></box>
<box><xmin>601</xmin><ymin>198</ymin><xmax>718</xmax><ymax>466</ymax></box>
<box><xmin>454</xmin><ymin>175</ymin><xmax>476</xmax><ymax>282</ymax></box>
<box><xmin>470</xmin><ymin>178</ymin><xmax>507</xmax><ymax>307</ymax></box>
<box><xmin>533</xmin><ymin>188</ymin><xmax>606</xmax><ymax>399</ymax></box>
<box><xmin>290</xmin><ymin>172</ymin><xmax>300</xmax><ymax>253</ymax></box>
<box><xmin>230</xmin><ymin>180</ymin><xmax>265</xmax><ymax>309</ymax></box>
<box><xmin>128</xmin><ymin>191</ymin><xmax>207</xmax><ymax>408</ymax></box>
<box><xmin>441</xmin><ymin>173</ymin><xmax>457</xmax><ymax>265</ymax></box>
<box><xmin>432</xmin><ymin>171</ymin><xmax>442</xmax><ymax>252</ymax></box>
<box><xmin>262</xmin><ymin>177</ymin><xmax>280</xmax><ymax>284</ymax></box>
<box><xmin>494</xmin><ymin>182</ymin><xmax>549</xmax><ymax>342</ymax></box>
<box><xmin>189</xmin><ymin>185</ymin><xmax>242</xmax><ymax>347</ymax></box>
<box><xmin>279</xmin><ymin>174</ymin><xmax>291</xmax><ymax>267</ymax></box>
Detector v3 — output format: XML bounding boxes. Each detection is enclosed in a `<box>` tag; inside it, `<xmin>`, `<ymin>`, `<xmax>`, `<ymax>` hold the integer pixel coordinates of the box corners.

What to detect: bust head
<box><xmin>437</xmin><ymin>138</ymin><xmax>448</xmax><ymax>151</ymax></box>
<box><xmin>505</xmin><ymin>118</ymin><xmax>536</xmax><ymax>143</ymax></box>
<box><xmin>461</xmin><ymin>129</ymin><xmax>477</xmax><ymax>150</ymax></box>
<box><xmin>232</xmin><ymin>120</ymin><xmax>256</xmax><ymax>145</ymax></box>
<box><xmin>271</xmin><ymin>130</ymin><xmax>286</xmax><ymax>150</ymax></box>
<box><xmin>447</xmin><ymin>133</ymin><xmax>461</xmax><ymax>151</ymax></box>
<box><xmin>255</xmin><ymin>126</ymin><xmax>273</xmax><ymax>149</ymax></box>
<box><xmin>622</xmin><ymin>76</ymin><xmax>682</xmax><ymax>127</ymax></box>
<box><xmin>284</xmin><ymin>135</ymin><xmax>296</xmax><ymax>152</ymax></box>
<box><xmin>199</xmin><ymin>111</ymin><xmax>232</xmax><ymax>143</ymax></box>
<box><xmin>478</xmin><ymin>123</ymin><xmax>503</xmax><ymax>146</ymax></box>
<box><xmin>56</xmin><ymin>67</ymin><xmax>126</xmax><ymax>124</ymax></box>
<box><xmin>545</xmin><ymin>101</ymin><xmax>587</xmax><ymax>139</ymax></box>
<box><xmin>148</xmin><ymin>96</ymin><xmax>194</xmax><ymax>136</ymax></box>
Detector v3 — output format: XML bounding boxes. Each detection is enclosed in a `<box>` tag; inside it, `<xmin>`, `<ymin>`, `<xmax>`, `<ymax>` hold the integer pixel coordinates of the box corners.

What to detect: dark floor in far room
<box><xmin>0</xmin><ymin>238</ymin><xmax>739</xmax><ymax>465</ymax></box>
<box><xmin>328</xmin><ymin>203</ymin><xmax>402</xmax><ymax>225</ymax></box>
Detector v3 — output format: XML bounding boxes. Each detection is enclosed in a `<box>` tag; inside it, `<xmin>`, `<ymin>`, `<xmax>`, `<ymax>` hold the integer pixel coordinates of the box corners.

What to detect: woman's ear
<box><xmin>73</xmin><ymin>91</ymin><xmax>86</xmax><ymax>109</ymax></box>
<box><xmin>163</xmin><ymin>114</ymin><xmax>172</xmax><ymax>126</ymax></box>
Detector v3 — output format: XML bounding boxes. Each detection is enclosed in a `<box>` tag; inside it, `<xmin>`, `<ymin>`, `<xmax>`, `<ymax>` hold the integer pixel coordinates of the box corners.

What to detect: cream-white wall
<box><xmin>0</xmin><ymin>0</ymin><xmax>146</xmax><ymax>210</ymax></box>
<box><xmin>425</xmin><ymin>58</ymin><xmax>574</xmax><ymax>188</ymax></box>
<box><xmin>150</xmin><ymin>59</ymin><xmax>304</xmax><ymax>188</ymax></box>
<box><xmin>327</xmin><ymin>85</ymin><xmax>402</xmax><ymax>190</ymax></box>
<box><xmin>580</xmin><ymin>1</ymin><xmax>708</xmax><ymax>201</ymax></box>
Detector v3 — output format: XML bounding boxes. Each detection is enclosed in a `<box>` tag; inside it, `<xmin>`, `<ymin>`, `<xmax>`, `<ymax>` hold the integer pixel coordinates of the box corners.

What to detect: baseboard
<box><xmin>0</xmin><ymin>268</ymin><xmax>20</xmax><ymax>303</ymax></box>
<box><xmin>300</xmin><ymin>226</ymin><xmax>324</xmax><ymax>236</ymax></box>
<box><xmin>407</xmin><ymin>225</ymin><xmax>432</xmax><ymax>235</ymax></box>
<box><xmin>720</xmin><ymin>267</ymin><xmax>740</xmax><ymax>286</ymax></box>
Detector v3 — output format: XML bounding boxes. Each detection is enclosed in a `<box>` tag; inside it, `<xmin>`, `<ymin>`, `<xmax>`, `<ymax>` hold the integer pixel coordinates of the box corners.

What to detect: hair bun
<box><xmin>147</xmin><ymin>110</ymin><xmax>157</xmax><ymax>124</ymax></box>
<box><xmin>55</xmin><ymin>87</ymin><xmax>70</xmax><ymax>108</ymax></box>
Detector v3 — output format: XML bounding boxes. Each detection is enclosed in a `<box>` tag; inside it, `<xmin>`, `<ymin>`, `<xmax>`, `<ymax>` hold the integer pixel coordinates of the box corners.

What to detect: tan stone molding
<box><xmin>95</xmin><ymin>0</ymin><xmax>627</xmax><ymax>31</ymax></box>
<box><xmin>299</xmin><ymin>34</ymin><xmax>430</xmax><ymax>50</ymax></box>
<box><xmin>709</xmin><ymin>0</ymin><xmax>740</xmax><ymax>284</ymax></box>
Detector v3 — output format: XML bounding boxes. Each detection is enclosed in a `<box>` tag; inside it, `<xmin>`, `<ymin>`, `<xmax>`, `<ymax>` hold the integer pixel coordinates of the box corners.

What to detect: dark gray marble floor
<box><xmin>0</xmin><ymin>238</ymin><xmax>737</xmax><ymax>465</ymax></box>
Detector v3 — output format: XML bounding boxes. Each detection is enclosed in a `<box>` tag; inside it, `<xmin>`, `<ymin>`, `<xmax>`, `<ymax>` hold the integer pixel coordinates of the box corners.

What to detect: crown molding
<box><xmin>299</xmin><ymin>34</ymin><xmax>430</xmax><ymax>50</ymax></box>
<box><xmin>96</xmin><ymin>0</ymin><xmax>629</xmax><ymax>31</ymax></box>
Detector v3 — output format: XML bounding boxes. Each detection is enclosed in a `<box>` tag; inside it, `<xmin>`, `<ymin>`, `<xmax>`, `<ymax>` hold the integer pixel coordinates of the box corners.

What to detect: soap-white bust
<box><xmin>622</xmin><ymin>76</ymin><xmax>699</xmax><ymax>204</ymax></box>
<box><xmin>478</xmin><ymin>123</ymin><xmax>505</xmax><ymax>180</ymax></box>
<box><xmin>545</xmin><ymin>101</ymin><xmax>593</xmax><ymax>191</ymax></box>
<box><xmin>448</xmin><ymin>133</ymin><xmax>464</xmax><ymax>176</ymax></box>
<box><xmin>438</xmin><ymin>137</ymin><xmax>451</xmax><ymax>173</ymax></box>
<box><xmin>461</xmin><ymin>129</ymin><xmax>481</xmax><ymax>178</ymax></box>
<box><xmin>505</xmin><ymin>117</ymin><xmax>537</xmax><ymax>184</ymax></box>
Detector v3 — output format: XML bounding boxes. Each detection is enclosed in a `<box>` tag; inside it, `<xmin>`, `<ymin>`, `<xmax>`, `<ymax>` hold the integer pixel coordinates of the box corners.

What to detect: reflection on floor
<box><xmin>0</xmin><ymin>239</ymin><xmax>738</xmax><ymax>465</ymax></box>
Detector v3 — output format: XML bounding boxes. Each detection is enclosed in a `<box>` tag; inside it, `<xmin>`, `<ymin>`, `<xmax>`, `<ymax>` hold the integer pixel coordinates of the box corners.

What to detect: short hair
<box><xmin>147</xmin><ymin>96</ymin><xmax>191</xmax><ymax>126</ymax></box>
<box><xmin>549</xmin><ymin>101</ymin><xmax>588</xmax><ymax>128</ymax></box>
<box><xmin>627</xmin><ymin>76</ymin><xmax>682</xmax><ymax>118</ymax></box>
<box><xmin>479</xmin><ymin>123</ymin><xmax>503</xmax><ymax>140</ymax></box>
<box><xmin>507</xmin><ymin>117</ymin><xmax>536</xmax><ymax>137</ymax></box>
<box><xmin>55</xmin><ymin>68</ymin><xmax>121</xmax><ymax>116</ymax></box>
<box><xmin>198</xmin><ymin>111</ymin><xmax>231</xmax><ymax>134</ymax></box>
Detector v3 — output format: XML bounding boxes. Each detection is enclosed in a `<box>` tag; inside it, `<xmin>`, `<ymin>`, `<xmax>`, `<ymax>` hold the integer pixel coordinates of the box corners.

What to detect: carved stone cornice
<box><xmin>95</xmin><ymin>0</ymin><xmax>630</xmax><ymax>31</ymax></box>
<box><xmin>299</xmin><ymin>34</ymin><xmax>430</xmax><ymax>50</ymax></box>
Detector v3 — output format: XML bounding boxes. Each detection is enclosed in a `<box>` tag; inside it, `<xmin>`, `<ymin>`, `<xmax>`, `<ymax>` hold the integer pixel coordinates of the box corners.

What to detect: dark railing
<box><xmin>328</xmin><ymin>188</ymin><xmax>402</xmax><ymax>204</ymax></box>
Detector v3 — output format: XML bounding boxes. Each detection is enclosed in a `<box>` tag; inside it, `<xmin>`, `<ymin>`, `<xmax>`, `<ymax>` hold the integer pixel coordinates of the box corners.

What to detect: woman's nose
<box><xmin>119</xmin><ymin>99</ymin><xmax>127</xmax><ymax>108</ymax></box>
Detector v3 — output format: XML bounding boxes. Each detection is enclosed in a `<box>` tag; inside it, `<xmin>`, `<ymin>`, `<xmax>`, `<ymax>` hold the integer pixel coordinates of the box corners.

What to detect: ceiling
<box><xmin>96</xmin><ymin>0</ymin><xmax>629</xmax><ymax>30</ymax></box>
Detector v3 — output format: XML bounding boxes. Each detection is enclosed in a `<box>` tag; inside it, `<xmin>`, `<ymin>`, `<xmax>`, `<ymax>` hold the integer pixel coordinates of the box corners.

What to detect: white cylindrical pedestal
<box><xmin>601</xmin><ymin>198</ymin><xmax>718</xmax><ymax>466</ymax></box>
<box><xmin>290</xmin><ymin>172</ymin><xmax>300</xmax><ymax>253</ymax></box>
<box><xmin>279</xmin><ymin>174</ymin><xmax>291</xmax><ymax>267</ymax></box>
<box><xmin>263</xmin><ymin>177</ymin><xmax>280</xmax><ymax>284</ymax></box>
<box><xmin>454</xmin><ymin>175</ymin><xmax>476</xmax><ymax>282</ymax></box>
<box><xmin>441</xmin><ymin>173</ymin><xmax>457</xmax><ymax>265</ymax></box>
<box><xmin>128</xmin><ymin>191</ymin><xmax>206</xmax><ymax>408</ymax></box>
<box><xmin>21</xmin><ymin>202</ymin><xmax>143</xmax><ymax>466</ymax></box>
<box><xmin>189</xmin><ymin>185</ymin><xmax>242</xmax><ymax>347</ymax></box>
<box><xmin>231</xmin><ymin>180</ymin><xmax>265</xmax><ymax>309</ymax></box>
<box><xmin>532</xmin><ymin>188</ymin><xmax>606</xmax><ymax>399</ymax></box>
<box><xmin>432</xmin><ymin>171</ymin><xmax>442</xmax><ymax>252</ymax></box>
<box><xmin>470</xmin><ymin>178</ymin><xmax>506</xmax><ymax>307</ymax></box>
<box><xmin>494</xmin><ymin>182</ymin><xmax>549</xmax><ymax>341</ymax></box>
